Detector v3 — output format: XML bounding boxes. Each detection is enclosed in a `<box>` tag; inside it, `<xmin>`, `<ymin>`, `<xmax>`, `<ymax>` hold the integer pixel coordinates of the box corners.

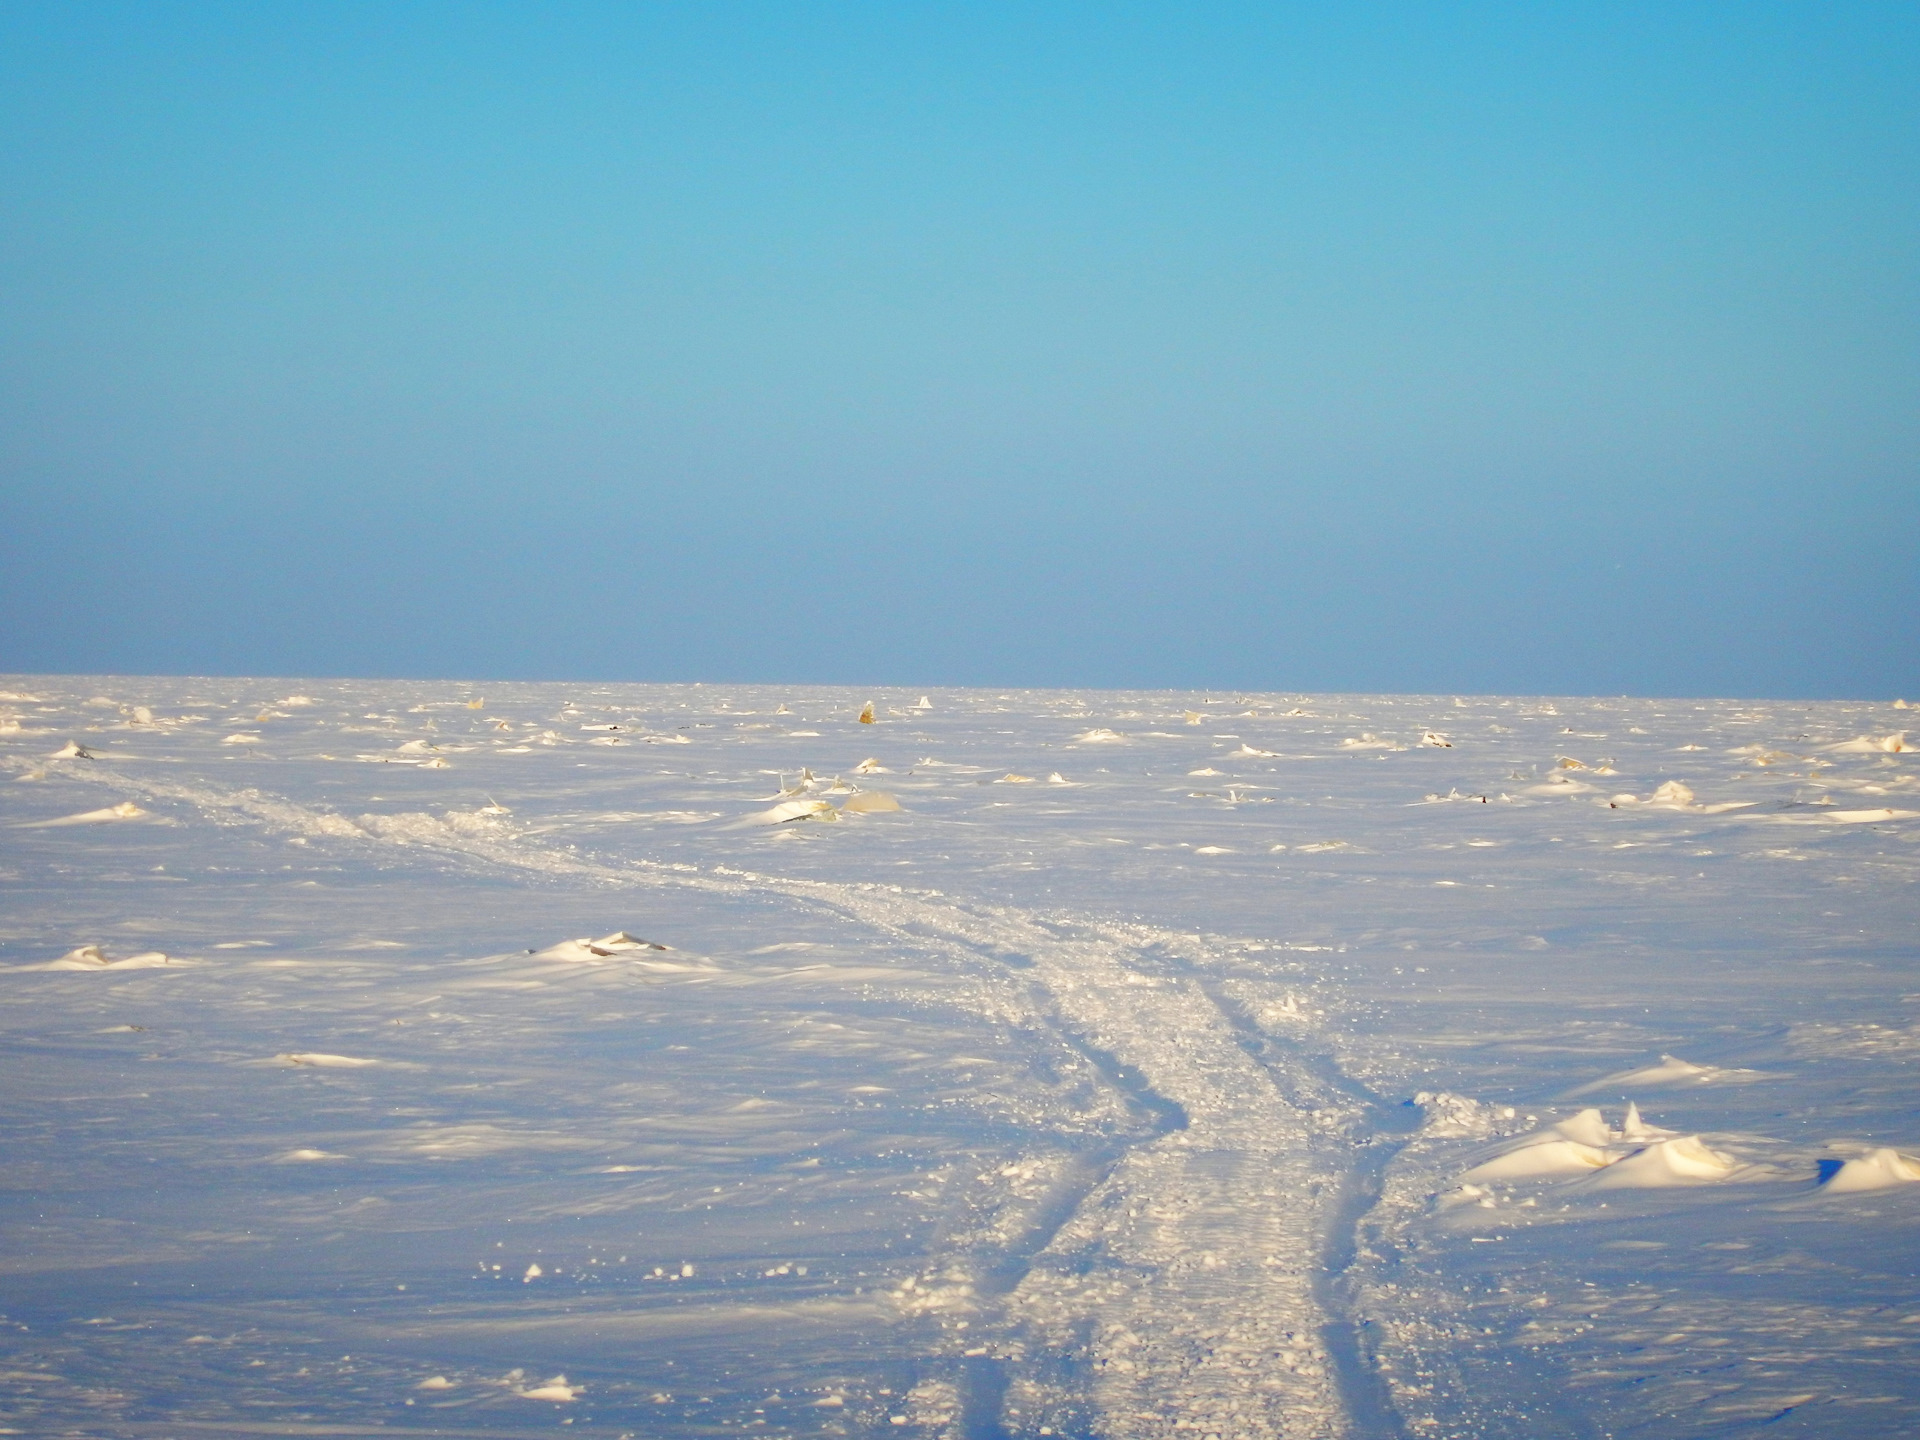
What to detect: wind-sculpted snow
<box><xmin>0</xmin><ymin>679</ymin><xmax>1915</xmax><ymax>1437</ymax></box>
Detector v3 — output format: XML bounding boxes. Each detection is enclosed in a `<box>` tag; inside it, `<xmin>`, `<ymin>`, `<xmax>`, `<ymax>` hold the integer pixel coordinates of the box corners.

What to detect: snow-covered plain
<box><xmin>1</xmin><ymin>678</ymin><xmax>1916</xmax><ymax>1438</ymax></box>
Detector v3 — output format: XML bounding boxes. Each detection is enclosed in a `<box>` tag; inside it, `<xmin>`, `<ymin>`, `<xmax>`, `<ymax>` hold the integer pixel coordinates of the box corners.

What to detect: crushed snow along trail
<box><xmin>2</xmin><ymin>680</ymin><xmax>1917</xmax><ymax>1438</ymax></box>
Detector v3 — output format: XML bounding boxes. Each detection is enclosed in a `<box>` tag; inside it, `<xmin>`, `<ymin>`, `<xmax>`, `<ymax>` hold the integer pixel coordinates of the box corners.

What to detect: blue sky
<box><xmin>2</xmin><ymin>3</ymin><xmax>1914</xmax><ymax>695</ymax></box>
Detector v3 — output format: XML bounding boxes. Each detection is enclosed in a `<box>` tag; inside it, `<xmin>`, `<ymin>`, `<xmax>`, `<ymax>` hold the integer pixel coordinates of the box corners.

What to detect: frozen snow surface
<box><xmin>1</xmin><ymin>679</ymin><xmax>1916</xmax><ymax>1439</ymax></box>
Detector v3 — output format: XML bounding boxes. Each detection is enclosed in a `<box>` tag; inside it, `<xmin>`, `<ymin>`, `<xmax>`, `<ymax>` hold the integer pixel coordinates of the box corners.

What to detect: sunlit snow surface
<box><xmin>2</xmin><ymin>679</ymin><xmax>1917</xmax><ymax>1439</ymax></box>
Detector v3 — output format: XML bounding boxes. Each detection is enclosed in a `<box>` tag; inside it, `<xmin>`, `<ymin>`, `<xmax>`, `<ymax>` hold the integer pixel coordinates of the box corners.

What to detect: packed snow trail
<box><xmin>8</xmin><ymin>756</ymin><xmax>1363</xmax><ymax>1437</ymax></box>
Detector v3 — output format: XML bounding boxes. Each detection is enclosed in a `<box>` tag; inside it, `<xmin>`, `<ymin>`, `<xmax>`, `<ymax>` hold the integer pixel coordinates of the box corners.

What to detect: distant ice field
<box><xmin>1</xmin><ymin>678</ymin><xmax>1915</xmax><ymax>1439</ymax></box>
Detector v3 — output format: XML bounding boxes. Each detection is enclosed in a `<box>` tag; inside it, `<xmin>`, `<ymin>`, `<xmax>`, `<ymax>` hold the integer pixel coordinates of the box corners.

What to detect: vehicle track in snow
<box><xmin>15</xmin><ymin>759</ymin><xmax>1397</xmax><ymax>1438</ymax></box>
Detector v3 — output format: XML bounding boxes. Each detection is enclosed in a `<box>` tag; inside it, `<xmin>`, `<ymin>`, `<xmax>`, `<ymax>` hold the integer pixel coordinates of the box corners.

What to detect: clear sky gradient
<box><xmin>2</xmin><ymin>3</ymin><xmax>1914</xmax><ymax>696</ymax></box>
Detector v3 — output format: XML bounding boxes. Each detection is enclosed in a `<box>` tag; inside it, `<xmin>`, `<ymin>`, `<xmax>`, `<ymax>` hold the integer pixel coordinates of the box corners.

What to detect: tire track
<box><xmin>14</xmin><ymin>759</ymin><xmax>1366</xmax><ymax>1437</ymax></box>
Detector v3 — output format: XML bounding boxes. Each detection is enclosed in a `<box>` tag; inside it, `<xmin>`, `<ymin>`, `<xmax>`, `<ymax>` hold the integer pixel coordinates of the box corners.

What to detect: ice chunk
<box><xmin>912</xmin><ymin>696</ymin><xmax>933</xmax><ymax>711</ymax></box>
<box><xmin>1340</xmin><ymin>733</ymin><xmax>1399</xmax><ymax>750</ymax></box>
<box><xmin>768</xmin><ymin>767</ymin><xmax>818</xmax><ymax>798</ymax></box>
<box><xmin>50</xmin><ymin>741</ymin><xmax>95</xmax><ymax>759</ymax></box>
<box><xmin>1607</xmin><ymin>780</ymin><xmax>1752</xmax><ymax>813</ymax></box>
<box><xmin>840</xmin><ymin>790</ymin><xmax>902</xmax><ymax>814</ymax></box>
<box><xmin>1621</xmin><ymin>1101</ymin><xmax>1672</xmax><ymax>1143</ymax></box>
<box><xmin>1421</xmin><ymin>732</ymin><xmax>1453</xmax><ymax>747</ymax></box>
<box><xmin>37</xmin><ymin>945</ymin><xmax>173</xmax><ymax>970</ymax></box>
<box><xmin>532</xmin><ymin>933</ymin><xmax>669</xmax><ymax>961</ymax></box>
<box><xmin>745</xmin><ymin>799</ymin><xmax>839</xmax><ymax>825</ymax></box>
<box><xmin>519</xmin><ymin>1376</ymin><xmax>577</xmax><ymax>1401</ymax></box>
<box><xmin>858</xmin><ymin>701</ymin><xmax>876</xmax><ymax>724</ymax></box>
<box><xmin>1821</xmin><ymin>1147</ymin><xmax>1920</xmax><ymax>1192</ymax></box>
<box><xmin>1585</xmin><ymin>1134</ymin><xmax>1740</xmax><ymax>1188</ymax></box>
<box><xmin>1073</xmin><ymin>728</ymin><xmax>1126</xmax><ymax>743</ymax></box>
<box><xmin>281</xmin><ymin>1053</ymin><xmax>381</xmax><ymax>1067</ymax></box>
<box><xmin>853</xmin><ymin>757</ymin><xmax>885</xmax><ymax>773</ymax></box>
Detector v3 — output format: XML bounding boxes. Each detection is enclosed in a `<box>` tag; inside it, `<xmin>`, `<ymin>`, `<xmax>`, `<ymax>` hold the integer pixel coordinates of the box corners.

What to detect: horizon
<box><xmin>1</xmin><ymin>669</ymin><xmax>1913</xmax><ymax>707</ymax></box>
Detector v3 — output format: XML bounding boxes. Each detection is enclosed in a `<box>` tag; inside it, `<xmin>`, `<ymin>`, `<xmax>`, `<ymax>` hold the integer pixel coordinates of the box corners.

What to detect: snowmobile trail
<box><xmin>16</xmin><ymin>760</ymin><xmax>1378</xmax><ymax>1437</ymax></box>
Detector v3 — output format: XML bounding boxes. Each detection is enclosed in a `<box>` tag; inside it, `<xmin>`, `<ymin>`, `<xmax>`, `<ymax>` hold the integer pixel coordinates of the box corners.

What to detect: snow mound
<box><xmin>1827</xmin><ymin>732</ymin><xmax>1907</xmax><ymax>753</ymax></box>
<box><xmin>1566</xmin><ymin>1054</ymin><xmax>1773</xmax><ymax>1097</ymax></box>
<box><xmin>1413</xmin><ymin>1091</ymin><xmax>1510</xmax><ymax>1140</ymax></box>
<box><xmin>20</xmin><ymin>801</ymin><xmax>148</xmax><ymax>828</ymax></box>
<box><xmin>1584</xmin><ymin>1134</ymin><xmax>1740</xmax><ymax>1189</ymax></box>
<box><xmin>1340</xmin><ymin>733</ymin><xmax>1400</xmax><ymax>750</ymax></box>
<box><xmin>533</xmin><ymin>932</ymin><xmax>670</xmax><ymax>961</ymax></box>
<box><xmin>281</xmin><ymin>1053</ymin><xmax>381</xmax><ymax>1067</ymax></box>
<box><xmin>1466</xmin><ymin>1138</ymin><xmax>1614</xmax><ymax>1180</ymax></box>
<box><xmin>34</xmin><ymin>944</ymin><xmax>175</xmax><ymax>971</ymax></box>
<box><xmin>1523</xmin><ymin>776</ymin><xmax>1596</xmax><ymax>796</ymax></box>
<box><xmin>1821</xmin><ymin>1147</ymin><xmax>1920</xmax><ymax>1193</ymax></box>
<box><xmin>1460</xmin><ymin>1104</ymin><xmax>1678</xmax><ymax>1182</ymax></box>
